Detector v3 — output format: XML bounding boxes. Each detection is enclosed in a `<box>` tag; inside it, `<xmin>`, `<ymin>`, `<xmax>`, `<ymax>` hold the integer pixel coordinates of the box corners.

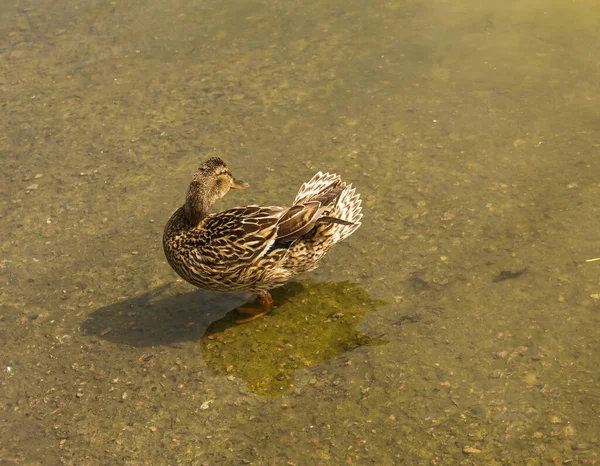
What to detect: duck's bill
<box><xmin>231</xmin><ymin>178</ymin><xmax>249</xmax><ymax>189</ymax></box>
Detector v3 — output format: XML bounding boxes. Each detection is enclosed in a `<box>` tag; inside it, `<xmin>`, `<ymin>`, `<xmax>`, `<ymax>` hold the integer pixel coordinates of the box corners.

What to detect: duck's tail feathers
<box><xmin>326</xmin><ymin>183</ymin><xmax>362</xmax><ymax>243</ymax></box>
<box><xmin>293</xmin><ymin>172</ymin><xmax>343</xmax><ymax>205</ymax></box>
<box><xmin>294</xmin><ymin>171</ymin><xmax>362</xmax><ymax>245</ymax></box>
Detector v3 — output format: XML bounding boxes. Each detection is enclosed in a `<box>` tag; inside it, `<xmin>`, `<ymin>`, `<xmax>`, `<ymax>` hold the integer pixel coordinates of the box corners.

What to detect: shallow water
<box><xmin>1</xmin><ymin>0</ymin><xmax>599</xmax><ymax>464</ymax></box>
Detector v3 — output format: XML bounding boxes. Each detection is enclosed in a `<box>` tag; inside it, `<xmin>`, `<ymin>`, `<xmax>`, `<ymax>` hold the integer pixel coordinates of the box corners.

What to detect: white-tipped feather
<box><xmin>330</xmin><ymin>184</ymin><xmax>362</xmax><ymax>242</ymax></box>
<box><xmin>293</xmin><ymin>171</ymin><xmax>343</xmax><ymax>205</ymax></box>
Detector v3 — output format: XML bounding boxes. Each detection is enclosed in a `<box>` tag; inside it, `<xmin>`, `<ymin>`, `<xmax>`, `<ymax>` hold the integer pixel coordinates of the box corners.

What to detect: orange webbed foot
<box><xmin>235</xmin><ymin>292</ymin><xmax>275</xmax><ymax>323</ymax></box>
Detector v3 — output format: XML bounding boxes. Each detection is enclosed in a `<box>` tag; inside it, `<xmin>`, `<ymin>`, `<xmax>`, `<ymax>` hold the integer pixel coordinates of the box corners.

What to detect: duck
<box><xmin>163</xmin><ymin>157</ymin><xmax>362</xmax><ymax>322</ymax></box>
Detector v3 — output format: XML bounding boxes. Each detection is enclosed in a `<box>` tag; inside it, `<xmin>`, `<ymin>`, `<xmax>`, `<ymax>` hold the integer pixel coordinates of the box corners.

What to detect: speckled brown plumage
<box><xmin>163</xmin><ymin>157</ymin><xmax>362</xmax><ymax>297</ymax></box>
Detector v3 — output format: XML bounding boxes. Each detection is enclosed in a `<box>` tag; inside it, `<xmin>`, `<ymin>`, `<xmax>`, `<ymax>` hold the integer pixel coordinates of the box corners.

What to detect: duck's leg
<box><xmin>236</xmin><ymin>291</ymin><xmax>274</xmax><ymax>323</ymax></box>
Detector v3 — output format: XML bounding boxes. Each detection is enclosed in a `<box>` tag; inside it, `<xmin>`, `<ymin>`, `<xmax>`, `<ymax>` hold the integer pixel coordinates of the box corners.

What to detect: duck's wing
<box><xmin>276</xmin><ymin>187</ymin><xmax>359</xmax><ymax>246</ymax></box>
<box><xmin>199</xmin><ymin>206</ymin><xmax>285</xmax><ymax>266</ymax></box>
<box><xmin>272</xmin><ymin>202</ymin><xmax>323</xmax><ymax>244</ymax></box>
<box><xmin>274</xmin><ymin>172</ymin><xmax>356</xmax><ymax>245</ymax></box>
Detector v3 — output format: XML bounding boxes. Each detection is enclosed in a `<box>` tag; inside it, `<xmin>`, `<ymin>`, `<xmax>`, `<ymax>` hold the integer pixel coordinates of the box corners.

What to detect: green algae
<box><xmin>201</xmin><ymin>281</ymin><xmax>387</xmax><ymax>396</ymax></box>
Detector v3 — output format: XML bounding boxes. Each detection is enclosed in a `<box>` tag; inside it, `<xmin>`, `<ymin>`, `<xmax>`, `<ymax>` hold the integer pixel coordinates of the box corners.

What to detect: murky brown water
<box><xmin>1</xmin><ymin>0</ymin><xmax>599</xmax><ymax>464</ymax></box>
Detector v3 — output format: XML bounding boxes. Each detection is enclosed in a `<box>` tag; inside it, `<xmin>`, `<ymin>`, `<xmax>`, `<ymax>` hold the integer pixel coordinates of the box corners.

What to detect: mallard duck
<box><xmin>163</xmin><ymin>157</ymin><xmax>362</xmax><ymax>321</ymax></box>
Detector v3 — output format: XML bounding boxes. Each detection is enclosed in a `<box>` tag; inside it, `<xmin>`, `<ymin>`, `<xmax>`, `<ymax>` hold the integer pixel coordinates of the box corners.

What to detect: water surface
<box><xmin>1</xmin><ymin>0</ymin><xmax>599</xmax><ymax>464</ymax></box>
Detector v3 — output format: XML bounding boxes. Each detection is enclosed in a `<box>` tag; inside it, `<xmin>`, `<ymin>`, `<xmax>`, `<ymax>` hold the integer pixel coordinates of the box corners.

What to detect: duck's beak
<box><xmin>231</xmin><ymin>178</ymin><xmax>249</xmax><ymax>189</ymax></box>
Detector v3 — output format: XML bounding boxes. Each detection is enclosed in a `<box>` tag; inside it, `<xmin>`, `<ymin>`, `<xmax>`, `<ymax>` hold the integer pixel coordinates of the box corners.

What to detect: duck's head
<box><xmin>184</xmin><ymin>157</ymin><xmax>248</xmax><ymax>224</ymax></box>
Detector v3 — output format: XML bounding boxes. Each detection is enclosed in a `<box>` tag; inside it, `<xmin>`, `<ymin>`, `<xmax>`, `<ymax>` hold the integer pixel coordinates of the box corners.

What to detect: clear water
<box><xmin>1</xmin><ymin>0</ymin><xmax>599</xmax><ymax>464</ymax></box>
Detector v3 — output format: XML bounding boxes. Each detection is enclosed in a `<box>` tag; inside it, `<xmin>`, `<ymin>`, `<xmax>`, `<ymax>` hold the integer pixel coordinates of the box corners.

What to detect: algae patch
<box><xmin>201</xmin><ymin>280</ymin><xmax>386</xmax><ymax>396</ymax></box>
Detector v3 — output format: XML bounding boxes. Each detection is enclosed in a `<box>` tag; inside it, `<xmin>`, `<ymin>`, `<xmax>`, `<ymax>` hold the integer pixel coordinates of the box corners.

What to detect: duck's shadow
<box><xmin>81</xmin><ymin>283</ymin><xmax>257</xmax><ymax>347</ymax></box>
<box><xmin>83</xmin><ymin>280</ymin><xmax>387</xmax><ymax>396</ymax></box>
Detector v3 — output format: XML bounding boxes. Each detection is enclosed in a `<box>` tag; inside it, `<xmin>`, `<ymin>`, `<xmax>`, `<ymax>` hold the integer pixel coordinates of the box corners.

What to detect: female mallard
<box><xmin>163</xmin><ymin>157</ymin><xmax>362</xmax><ymax>321</ymax></box>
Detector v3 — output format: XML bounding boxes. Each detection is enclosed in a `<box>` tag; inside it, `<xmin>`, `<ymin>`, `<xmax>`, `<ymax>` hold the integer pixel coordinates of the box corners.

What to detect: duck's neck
<box><xmin>183</xmin><ymin>182</ymin><xmax>215</xmax><ymax>225</ymax></box>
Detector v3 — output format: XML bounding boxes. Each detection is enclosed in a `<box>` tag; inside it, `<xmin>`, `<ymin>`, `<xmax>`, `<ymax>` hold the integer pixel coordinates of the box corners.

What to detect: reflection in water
<box><xmin>201</xmin><ymin>281</ymin><xmax>386</xmax><ymax>396</ymax></box>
